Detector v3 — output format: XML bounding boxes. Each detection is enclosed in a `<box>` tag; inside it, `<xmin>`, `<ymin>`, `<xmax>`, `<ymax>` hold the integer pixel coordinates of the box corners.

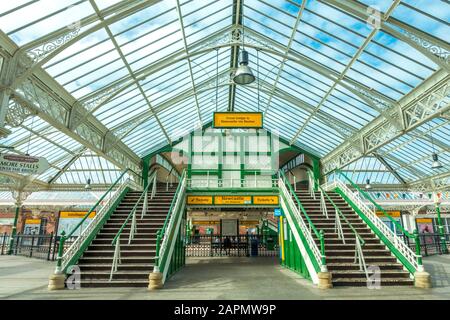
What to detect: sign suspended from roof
<box><xmin>0</xmin><ymin>154</ymin><xmax>49</xmax><ymax>175</ymax></box>
<box><xmin>213</xmin><ymin>112</ymin><xmax>263</xmax><ymax>129</ymax></box>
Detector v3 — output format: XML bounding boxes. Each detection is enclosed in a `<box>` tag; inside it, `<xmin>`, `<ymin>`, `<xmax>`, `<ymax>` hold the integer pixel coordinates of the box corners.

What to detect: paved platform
<box><xmin>0</xmin><ymin>255</ymin><xmax>449</xmax><ymax>299</ymax></box>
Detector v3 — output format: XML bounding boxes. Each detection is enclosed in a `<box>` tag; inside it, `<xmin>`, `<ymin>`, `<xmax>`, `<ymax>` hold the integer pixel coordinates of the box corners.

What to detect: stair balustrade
<box><xmin>323</xmin><ymin>169</ymin><xmax>423</xmax><ymax>275</ymax></box>
<box><xmin>154</xmin><ymin>170</ymin><xmax>187</xmax><ymax>283</ymax></box>
<box><xmin>54</xmin><ymin>168</ymin><xmax>143</xmax><ymax>275</ymax></box>
<box><xmin>278</xmin><ymin>171</ymin><xmax>327</xmax><ymax>281</ymax></box>
<box><xmin>109</xmin><ymin>170</ymin><xmax>158</xmax><ymax>281</ymax></box>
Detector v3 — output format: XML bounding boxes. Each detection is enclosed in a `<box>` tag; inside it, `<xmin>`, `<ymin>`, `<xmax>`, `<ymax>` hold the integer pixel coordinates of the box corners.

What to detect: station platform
<box><xmin>1</xmin><ymin>255</ymin><xmax>449</xmax><ymax>300</ymax></box>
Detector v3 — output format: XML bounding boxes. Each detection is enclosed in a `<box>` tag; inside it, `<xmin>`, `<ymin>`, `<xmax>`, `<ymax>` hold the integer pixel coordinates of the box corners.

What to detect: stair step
<box><xmin>78</xmin><ymin>263</ymin><xmax>154</xmax><ymax>271</ymax></box>
<box><xmin>80</xmin><ymin>280</ymin><xmax>149</xmax><ymax>287</ymax></box>
<box><xmin>331</xmin><ymin>270</ymin><xmax>410</xmax><ymax>279</ymax></box>
<box><xmin>327</xmin><ymin>263</ymin><xmax>405</xmax><ymax>271</ymax></box>
<box><xmin>332</xmin><ymin>278</ymin><xmax>414</xmax><ymax>286</ymax></box>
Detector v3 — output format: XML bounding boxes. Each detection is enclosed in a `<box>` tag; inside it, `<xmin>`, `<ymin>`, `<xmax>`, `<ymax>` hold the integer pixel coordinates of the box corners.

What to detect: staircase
<box><xmin>294</xmin><ymin>185</ymin><xmax>414</xmax><ymax>287</ymax></box>
<box><xmin>77</xmin><ymin>183</ymin><xmax>178</xmax><ymax>287</ymax></box>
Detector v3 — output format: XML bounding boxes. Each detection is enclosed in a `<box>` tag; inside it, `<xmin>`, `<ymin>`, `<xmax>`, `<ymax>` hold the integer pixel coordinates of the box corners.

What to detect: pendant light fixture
<box><xmin>365</xmin><ymin>178</ymin><xmax>371</xmax><ymax>190</ymax></box>
<box><xmin>233</xmin><ymin>2</ymin><xmax>255</xmax><ymax>85</ymax></box>
<box><xmin>429</xmin><ymin>123</ymin><xmax>443</xmax><ymax>169</ymax></box>
<box><xmin>84</xmin><ymin>178</ymin><xmax>92</xmax><ymax>190</ymax></box>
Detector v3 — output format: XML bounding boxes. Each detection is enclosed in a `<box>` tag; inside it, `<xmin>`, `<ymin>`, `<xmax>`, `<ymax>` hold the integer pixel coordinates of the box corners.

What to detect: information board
<box><xmin>213</xmin><ymin>112</ymin><xmax>263</xmax><ymax>128</ymax></box>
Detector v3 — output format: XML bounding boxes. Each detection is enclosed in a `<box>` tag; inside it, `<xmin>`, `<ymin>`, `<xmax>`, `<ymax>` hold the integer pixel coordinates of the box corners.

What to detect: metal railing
<box><xmin>324</xmin><ymin>169</ymin><xmax>423</xmax><ymax>274</ymax></box>
<box><xmin>154</xmin><ymin>170</ymin><xmax>187</xmax><ymax>283</ymax></box>
<box><xmin>54</xmin><ymin>168</ymin><xmax>143</xmax><ymax>274</ymax></box>
<box><xmin>110</xmin><ymin>170</ymin><xmax>158</xmax><ymax>281</ymax></box>
<box><xmin>187</xmin><ymin>170</ymin><xmax>278</xmax><ymax>189</ymax></box>
<box><xmin>316</xmin><ymin>177</ymin><xmax>368</xmax><ymax>280</ymax></box>
<box><xmin>278</xmin><ymin>170</ymin><xmax>327</xmax><ymax>274</ymax></box>
<box><xmin>1</xmin><ymin>233</ymin><xmax>64</xmax><ymax>261</ymax></box>
<box><xmin>403</xmin><ymin>233</ymin><xmax>450</xmax><ymax>257</ymax></box>
<box><xmin>186</xmin><ymin>235</ymin><xmax>278</xmax><ymax>257</ymax></box>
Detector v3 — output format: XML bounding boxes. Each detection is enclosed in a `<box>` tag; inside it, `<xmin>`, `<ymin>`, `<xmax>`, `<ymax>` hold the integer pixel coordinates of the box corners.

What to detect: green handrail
<box><xmin>279</xmin><ymin>170</ymin><xmax>326</xmax><ymax>267</ymax></box>
<box><xmin>333</xmin><ymin>169</ymin><xmax>414</xmax><ymax>239</ymax></box>
<box><xmin>111</xmin><ymin>170</ymin><xmax>157</xmax><ymax>246</ymax></box>
<box><xmin>324</xmin><ymin>168</ymin><xmax>423</xmax><ymax>272</ymax></box>
<box><xmin>279</xmin><ymin>171</ymin><xmax>321</xmax><ymax>238</ymax></box>
<box><xmin>55</xmin><ymin>168</ymin><xmax>142</xmax><ymax>272</ymax></box>
<box><xmin>155</xmin><ymin>170</ymin><xmax>186</xmax><ymax>269</ymax></box>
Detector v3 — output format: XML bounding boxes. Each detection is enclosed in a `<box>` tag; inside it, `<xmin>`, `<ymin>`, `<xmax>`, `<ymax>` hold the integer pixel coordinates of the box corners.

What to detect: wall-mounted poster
<box><xmin>221</xmin><ymin>219</ymin><xmax>238</xmax><ymax>236</ymax></box>
<box><xmin>57</xmin><ymin>211</ymin><xmax>96</xmax><ymax>236</ymax></box>
<box><xmin>416</xmin><ymin>218</ymin><xmax>434</xmax><ymax>245</ymax></box>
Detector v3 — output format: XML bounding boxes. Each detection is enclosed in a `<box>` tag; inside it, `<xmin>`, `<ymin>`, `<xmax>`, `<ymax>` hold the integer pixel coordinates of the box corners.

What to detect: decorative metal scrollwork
<box><xmin>402</xmin><ymin>30</ymin><xmax>449</xmax><ymax>66</ymax></box>
<box><xmin>5</xmin><ymin>100</ymin><xmax>34</xmax><ymax>127</ymax></box>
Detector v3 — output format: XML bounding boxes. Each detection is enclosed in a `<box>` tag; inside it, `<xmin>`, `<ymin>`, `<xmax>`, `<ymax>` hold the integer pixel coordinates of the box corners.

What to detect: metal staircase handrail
<box><xmin>317</xmin><ymin>182</ymin><xmax>369</xmax><ymax>280</ymax></box>
<box><xmin>55</xmin><ymin>171</ymin><xmax>137</xmax><ymax>273</ymax></box>
<box><xmin>333</xmin><ymin>169</ymin><xmax>414</xmax><ymax>238</ymax></box>
<box><xmin>278</xmin><ymin>171</ymin><xmax>326</xmax><ymax>272</ymax></box>
<box><xmin>323</xmin><ymin>178</ymin><xmax>423</xmax><ymax>274</ymax></box>
<box><xmin>109</xmin><ymin>170</ymin><xmax>157</xmax><ymax>281</ymax></box>
<box><xmin>154</xmin><ymin>170</ymin><xmax>187</xmax><ymax>282</ymax></box>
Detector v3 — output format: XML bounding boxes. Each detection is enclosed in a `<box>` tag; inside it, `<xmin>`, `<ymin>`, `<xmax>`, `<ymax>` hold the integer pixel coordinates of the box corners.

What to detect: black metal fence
<box><xmin>0</xmin><ymin>233</ymin><xmax>77</xmax><ymax>261</ymax></box>
<box><xmin>403</xmin><ymin>233</ymin><xmax>450</xmax><ymax>257</ymax></box>
<box><xmin>186</xmin><ymin>235</ymin><xmax>279</xmax><ymax>257</ymax></box>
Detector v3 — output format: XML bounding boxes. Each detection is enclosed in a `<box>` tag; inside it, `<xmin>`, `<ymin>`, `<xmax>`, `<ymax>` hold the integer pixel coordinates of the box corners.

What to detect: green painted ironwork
<box><xmin>328</xmin><ymin>169</ymin><xmax>422</xmax><ymax>274</ymax></box>
<box><xmin>154</xmin><ymin>170</ymin><xmax>187</xmax><ymax>280</ymax></box>
<box><xmin>435</xmin><ymin>204</ymin><xmax>448</xmax><ymax>254</ymax></box>
<box><xmin>54</xmin><ymin>168</ymin><xmax>141</xmax><ymax>273</ymax></box>
<box><xmin>279</xmin><ymin>170</ymin><xmax>326</xmax><ymax>271</ymax></box>
<box><xmin>7</xmin><ymin>205</ymin><xmax>20</xmax><ymax>255</ymax></box>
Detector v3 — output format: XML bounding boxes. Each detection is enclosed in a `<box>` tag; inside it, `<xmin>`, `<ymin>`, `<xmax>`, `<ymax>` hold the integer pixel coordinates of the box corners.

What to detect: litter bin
<box><xmin>250</xmin><ymin>238</ymin><xmax>259</xmax><ymax>257</ymax></box>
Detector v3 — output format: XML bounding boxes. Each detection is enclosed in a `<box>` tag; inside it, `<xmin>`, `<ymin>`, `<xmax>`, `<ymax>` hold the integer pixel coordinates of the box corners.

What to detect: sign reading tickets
<box><xmin>187</xmin><ymin>196</ymin><xmax>213</xmax><ymax>205</ymax></box>
<box><xmin>214</xmin><ymin>196</ymin><xmax>251</xmax><ymax>205</ymax></box>
<box><xmin>253</xmin><ymin>196</ymin><xmax>279</xmax><ymax>205</ymax></box>
<box><xmin>0</xmin><ymin>154</ymin><xmax>49</xmax><ymax>175</ymax></box>
<box><xmin>57</xmin><ymin>211</ymin><xmax>96</xmax><ymax>236</ymax></box>
<box><xmin>213</xmin><ymin>112</ymin><xmax>263</xmax><ymax>128</ymax></box>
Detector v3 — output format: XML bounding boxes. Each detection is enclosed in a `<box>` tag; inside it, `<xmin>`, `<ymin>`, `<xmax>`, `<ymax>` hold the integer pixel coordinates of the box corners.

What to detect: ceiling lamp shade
<box><xmin>85</xmin><ymin>178</ymin><xmax>92</xmax><ymax>190</ymax></box>
<box><xmin>431</xmin><ymin>153</ymin><xmax>443</xmax><ymax>169</ymax></box>
<box><xmin>365</xmin><ymin>179</ymin><xmax>371</xmax><ymax>190</ymax></box>
<box><xmin>233</xmin><ymin>50</ymin><xmax>255</xmax><ymax>85</ymax></box>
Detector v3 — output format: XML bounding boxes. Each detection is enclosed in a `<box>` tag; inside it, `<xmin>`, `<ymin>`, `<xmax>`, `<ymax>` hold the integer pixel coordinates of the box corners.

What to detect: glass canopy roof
<box><xmin>0</xmin><ymin>0</ymin><xmax>448</xmax><ymax>189</ymax></box>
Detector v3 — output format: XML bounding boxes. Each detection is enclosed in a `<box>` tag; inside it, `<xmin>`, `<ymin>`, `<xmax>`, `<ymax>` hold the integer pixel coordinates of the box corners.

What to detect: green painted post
<box><xmin>312</xmin><ymin>158</ymin><xmax>320</xmax><ymax>192</ymax></box>
<box><xmin>155</xmin><ymin>230</ymin><xmax>161</xmax><ymax>269</ymax></box>
<box><xmin>413</xmin><ymin>229</ymin><xmax>423</xmax><ymax>268</ymax></box>
<box><xmin>435</xmin><ymin>204</ymin><xmax>448</xmax><ymax>254</ymax></box>
<box><xmin>55</xmin><ymin>231</ymin><xmax>66</xmax><ymax>273</ymax></box>
<box><xmin>8</xmin><ymin>205</ymin><xmax>20</xmax><ymax>255</ymax></box>
<box><xmin>142</xmin><ymin>157</ymin><xmax>150</xmax><ymax>188</ymax></box>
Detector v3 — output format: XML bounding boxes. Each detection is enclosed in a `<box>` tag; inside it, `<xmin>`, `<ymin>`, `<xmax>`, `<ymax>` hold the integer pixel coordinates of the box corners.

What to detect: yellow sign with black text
<box><xmin>214</xmin><ymin>196</ymin><xmax>252</xmax><ymax>205</ymax></box>
<box><xmin>187</xmin><ymin>196</ymin><xmax>213</xmax><ymax>205</ymax></box>
<box><xmin>253</xmin><ymin>196</ymin><xmax>279</xmax><ymax>205</ymax></box>
<box><xmin>60</xmin><ymin>211</ymin><xmax>96</xmax><ymax>219</ymax></box>
<box><xmin>376</xmin><ymin>211</ymin><xmax>400</xmax><ymax>218</ymax></box>
<box><xmin>213</xmin><ymin>112</ymin><xmax>263</xmax><ymax>128</ymax></box>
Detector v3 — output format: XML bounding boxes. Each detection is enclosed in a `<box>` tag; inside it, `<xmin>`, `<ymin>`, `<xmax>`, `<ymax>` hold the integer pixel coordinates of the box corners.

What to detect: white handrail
<box><xmin>307</xmin><ymin>171</ymin><xmax>316</xmax><ymax>200</ymax></box>
<box><xmin>110</xmin><ymin>237</ymin><xmax>121</xmax><ymax>281</ymax></box>
<box><xmin>334</xmin><ymin>207</ymin><xmax>345</xmax><ymax>244</ymax></box>
<box><xmin>60</xmin><ymin>179</ymin><xmax>132</xmax><ymax>272</ymax></box>
<box><xmin>320</xmin><ymin>190</ymin><xmax>329</xmax><ymax>219</ymax></box>
<box><xmin>323</xmin><ymin>178</ymin><xmax>420</xmax><ymax>273</ymax></box>
<box><xmin>355</xmin><ymin>236</ymin><xmax>369</xmax><ymax>280</ymax></box>
<box><xmin>279</xmin><ymin>176</ymin><xmax>324</xmax><ymax>272</ymax></box>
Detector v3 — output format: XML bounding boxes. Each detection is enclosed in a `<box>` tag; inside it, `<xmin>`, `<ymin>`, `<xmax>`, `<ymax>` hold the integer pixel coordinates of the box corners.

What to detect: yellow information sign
<box><xmin>213</xmin><ymin>112</ymin><xmax>263</xmax><ymax>128</ymax></box>
<box><xmin>187</xmin><ymin>196</ymin><xmax>213</xmax><ymax>205</ymax></box>
<box><xmin>24</xmin><ymin>219</ymin><xmax>41</xmax><ymax>225</ymax></box>
<box><xmin>214</xmin><ymin>196</ymin><xmax>252</xmax><ymax>205</ymax></box>
<box><xmin>253</xmin><ymin>196</ymin><xmax>279</xmax><ymax>205</ymax></box>
<box><xmin>192</xmin><ymin>220</ymin><xmax>219</xmax><ymax>225</ymax></box>
<box><xmin>376</xmin><ymin>211</ymin><xmax>400</xmax><ymax>218</ymax></box>
<box><xmin>416</xmin><ymin>218</ymin><xmax>432</xmax><ymax>223</ymax></box>
<box><xmin>60</xmin><ymin>211</ymin><xmax>96</xmax><ymax>219</ymax></box>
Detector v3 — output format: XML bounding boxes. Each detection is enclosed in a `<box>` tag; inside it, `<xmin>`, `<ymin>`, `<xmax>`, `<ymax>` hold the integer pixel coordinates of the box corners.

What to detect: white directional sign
<box><xmin>0</xmin><ymin>154</ymin><xmax>49</xmax><ymax>175</ymax></box>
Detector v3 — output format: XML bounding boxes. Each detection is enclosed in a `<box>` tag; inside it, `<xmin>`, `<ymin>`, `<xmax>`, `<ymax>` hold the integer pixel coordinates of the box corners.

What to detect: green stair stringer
<box><xmin>335</xmin><ymin>187</ymin><xmax>416</xmax><ymax>275</ymax></box>
<box><xmin>279</xmin><ymin>191</ymin><xmax>320</xmax><ymax>283</ymax></box>
<box><xmin>63</xmin><ymin>187</ymin><xmax>130</xmax><ymax>274</ymax></box>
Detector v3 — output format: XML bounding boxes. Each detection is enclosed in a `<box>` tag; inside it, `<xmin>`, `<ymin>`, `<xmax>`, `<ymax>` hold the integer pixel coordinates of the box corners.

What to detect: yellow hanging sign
<box><xmin>213</xmin><ymin>112</ymin><xmax>263</xmax><ymax>128</ymax></box>
<box><xmin>253</xmin><ymin>196</ymin><xmax>279</xmax><ymax>205</ymax></box>
<box><xmin>187</xmin><ymin>196</ymin><xmax>213</xmax><ymax>205</ymax></box>
<box><xmin>376</xmin><ymin>211</ymin><xmax>401</xmax><ymax>218</ymax></box>
<box><xmin>214</xmin><ymin>196</ymin><xmax>252</xmax><ymax>205</ymax></box>
<box><xmin>60</xmin><ymin>211</ymin><xmax>96</xmax><ymax>219</ymax></box>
